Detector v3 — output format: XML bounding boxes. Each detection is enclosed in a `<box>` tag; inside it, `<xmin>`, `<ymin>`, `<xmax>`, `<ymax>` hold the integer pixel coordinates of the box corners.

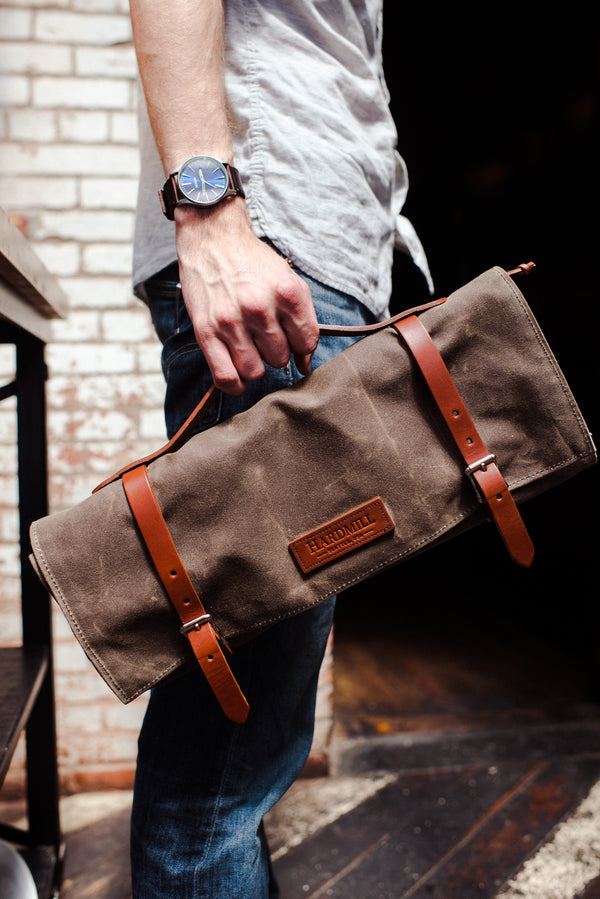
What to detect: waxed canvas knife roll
<box><xmin>29</xmin><ymin>267</ymin><xmax>596</xmax><ymax>704</ymax></box>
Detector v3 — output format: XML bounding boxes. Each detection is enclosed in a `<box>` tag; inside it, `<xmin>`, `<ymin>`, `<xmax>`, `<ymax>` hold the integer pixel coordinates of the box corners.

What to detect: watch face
<box><xmin>178</xmin><ymin>156</ymin><xmax>229</xmax><ymax>206</ymax></box>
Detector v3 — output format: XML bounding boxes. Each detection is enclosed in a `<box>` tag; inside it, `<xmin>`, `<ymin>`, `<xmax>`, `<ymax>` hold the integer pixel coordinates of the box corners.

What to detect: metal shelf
<box><xmin>1</xmin><ymin>209</ymin><xmax>66</xmax><ymax>898</ymax></box>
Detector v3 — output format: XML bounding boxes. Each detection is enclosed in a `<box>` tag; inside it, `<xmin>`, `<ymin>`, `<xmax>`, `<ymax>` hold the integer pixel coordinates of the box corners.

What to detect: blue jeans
<box><xmin>130</xmin><ymin>264</ymin><xmax>375</xmax><ymax>898</ymax></box>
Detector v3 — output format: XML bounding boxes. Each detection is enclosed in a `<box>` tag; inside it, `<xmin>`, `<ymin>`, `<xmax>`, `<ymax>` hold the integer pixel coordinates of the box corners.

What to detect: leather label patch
<box><xmin>290</xmin><ymin>497</ymin><xmax>395</xmax><ymax>574</ymax></box>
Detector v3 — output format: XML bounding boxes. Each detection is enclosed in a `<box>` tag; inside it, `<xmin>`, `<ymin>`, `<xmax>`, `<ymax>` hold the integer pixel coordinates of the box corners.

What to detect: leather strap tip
<box><xmin>510</xmin><ymin>541</ymin><xmax>535</xmax><ymax>569</ymax></box>
<box><xmin>229</xmin><ymin>702</ymin><xmax>250</xmax><ymax>725</ymax></box>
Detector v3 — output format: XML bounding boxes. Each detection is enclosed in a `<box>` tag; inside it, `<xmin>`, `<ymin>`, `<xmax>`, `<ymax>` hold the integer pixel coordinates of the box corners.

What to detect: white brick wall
<box><xmin>0</xmin><ymin>0</ymin><xmax>159</xmax><ymax>794</ymax></box>
<box><xmin>0</xmin><ymin>0</ymin><xmax>334</xmax><ymax>794</ymax></box>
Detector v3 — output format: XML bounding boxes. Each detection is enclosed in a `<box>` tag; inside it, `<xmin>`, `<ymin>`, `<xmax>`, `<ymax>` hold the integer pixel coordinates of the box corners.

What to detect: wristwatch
<box><xmin>159</xmin><ymin>155</ymin><xmax>245</xmax><ymax>220</ymax></box>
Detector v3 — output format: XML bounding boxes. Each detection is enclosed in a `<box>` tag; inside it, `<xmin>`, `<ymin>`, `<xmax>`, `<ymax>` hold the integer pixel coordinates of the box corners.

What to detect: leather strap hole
<box><xmin>466</xmin><ymin>437</ymin><xmax>473</xmax><ymax>445</ymax></box>
<box><xmin>183</xmin><ymin>597</ymin><xmax>191</xmax><ymax>605</ymax></box>
<box><xmin>169</xmin><ymin>569</ymin><xmax>177</xmax><ymax>578</ymax></box>
<box><xmin>207</xmin><ymin>654</ymin><xmax>214</xmax><ymax>662</ymax></box>
<box><xmin>452</xmin><ymin>409</ymin><xmax>460</xmax><ymax>417</ymax></box>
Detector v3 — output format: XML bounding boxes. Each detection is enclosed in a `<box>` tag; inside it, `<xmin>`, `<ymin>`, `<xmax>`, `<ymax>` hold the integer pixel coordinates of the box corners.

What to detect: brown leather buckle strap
<box><xmin>394</xmin><ymin>315</ymin><xmax>535</xmax><ymax>568</ymax></box>
<box><xmin>122</xmin><ymin>465</ymin><xmax>250</xmax><ymax>723</ymax></box>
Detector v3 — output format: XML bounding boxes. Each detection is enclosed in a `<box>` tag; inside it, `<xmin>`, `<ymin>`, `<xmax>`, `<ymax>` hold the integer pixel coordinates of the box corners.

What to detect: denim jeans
<box><xmin>130</xmin><ymin>264</ymin><xmax>375</xmax><ymax>898</ymax></box>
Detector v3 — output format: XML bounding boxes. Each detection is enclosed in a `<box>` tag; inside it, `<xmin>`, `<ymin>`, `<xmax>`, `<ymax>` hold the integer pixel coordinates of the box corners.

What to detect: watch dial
<box><xmin>178</xmin><ymin>156</ymin><xmax>228</xmax><ymax>205</ymax></box>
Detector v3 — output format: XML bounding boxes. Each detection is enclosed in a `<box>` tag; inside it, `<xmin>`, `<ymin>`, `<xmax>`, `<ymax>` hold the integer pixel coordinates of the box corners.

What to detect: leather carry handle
<box><xmin>122</xmin><ymin>465</ymin><xmax>250</xmax><ymax>723</ymax></box>
<box><xmin>94</xmin><ymin>264</ymin><xmax>535</xmax><ymax>494</ymax></box>
<box><xmin>93</xmin><ymin>294</ymin><xmax>448</xmax><ymax>493</ymax></box>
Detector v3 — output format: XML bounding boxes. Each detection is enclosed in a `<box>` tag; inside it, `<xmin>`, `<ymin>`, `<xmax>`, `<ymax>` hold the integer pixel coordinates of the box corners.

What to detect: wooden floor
<box><xmin>11</xmin><ymin>520</ymin><xmax>600</xmax><ymax>898</ymax></box>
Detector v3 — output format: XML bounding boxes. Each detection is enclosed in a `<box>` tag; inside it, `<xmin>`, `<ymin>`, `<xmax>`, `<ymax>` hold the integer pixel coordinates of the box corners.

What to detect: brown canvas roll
<box><xmin>30</xmin><ymin>267</ymin><xmax>596</xmax><ymax>707</ymax></box>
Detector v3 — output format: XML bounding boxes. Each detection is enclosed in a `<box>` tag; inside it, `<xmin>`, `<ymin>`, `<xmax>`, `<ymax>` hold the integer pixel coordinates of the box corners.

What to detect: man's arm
<box><xmin>129</xmin><ymin>0</ymin><xmax>319</xmax><ymax>395</ymax></box>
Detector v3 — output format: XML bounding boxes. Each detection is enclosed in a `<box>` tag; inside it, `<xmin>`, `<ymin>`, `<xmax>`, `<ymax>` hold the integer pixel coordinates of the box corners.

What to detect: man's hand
<box><xmin>175</xmin><ymin>200</ymin><xmax>319</xmax><ymax>395</ymax></box>
<box><xmin>129</xmin><ymin>0</ymin><xmax>317</xmax><ymax>394</ymax></box>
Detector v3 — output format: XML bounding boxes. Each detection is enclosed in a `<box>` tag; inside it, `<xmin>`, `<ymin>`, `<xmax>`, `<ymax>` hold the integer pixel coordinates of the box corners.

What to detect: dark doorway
<box><xmin>333</xmin><ymin>14</ymin><xmax>599</xmax><ymax>740</ymax></box>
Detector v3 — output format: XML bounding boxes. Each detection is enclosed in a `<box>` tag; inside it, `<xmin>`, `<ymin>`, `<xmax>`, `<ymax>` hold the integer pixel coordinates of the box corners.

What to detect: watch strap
<box><xmin>159</xmin><ymin>161</ymin><xmax>245</xmax><ymax>220</ymax></box>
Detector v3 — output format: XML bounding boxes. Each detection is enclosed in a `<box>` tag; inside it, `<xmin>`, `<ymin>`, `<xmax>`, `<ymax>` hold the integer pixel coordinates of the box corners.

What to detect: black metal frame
<box><xmin>0</xmin><ymin>320</ymin><xmax>63</xmax><ymax>898</ymax></box>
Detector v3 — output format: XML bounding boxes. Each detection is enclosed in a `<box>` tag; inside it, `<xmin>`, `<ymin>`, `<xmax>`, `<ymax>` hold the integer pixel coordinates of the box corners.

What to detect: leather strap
<box><xmin>394</xmin><ymin>315</ymin><xmax>535</xmax><ymax>567</ymax></box>
<box><xmin>122</xmin><ymin>465</ymin><xmax>250</xmax><ymax>723</ymax></box>
<box><xmin>93</xmin><ymin>296</ymin><xmax>447</xmax><ymax>494</ymax></box>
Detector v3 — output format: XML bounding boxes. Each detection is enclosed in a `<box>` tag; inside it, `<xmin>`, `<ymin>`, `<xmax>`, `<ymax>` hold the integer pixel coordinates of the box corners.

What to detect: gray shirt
<box><xmin>132</xmin><ymin>0</ymin><xmax>430</xmax><ymax>317</ymax></box>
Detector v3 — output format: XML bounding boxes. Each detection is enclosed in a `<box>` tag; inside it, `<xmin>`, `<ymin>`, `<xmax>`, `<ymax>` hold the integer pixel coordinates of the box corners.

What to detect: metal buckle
<box><xmin>180</xmin><ymin>613</ymin><xmax>233</xmax><ymax>654</ymax></box>
<box><xmin>180</xmin><ymin>613</ymin><xmax>212</xmax><ymax>636</ymax></box>
<box><xmin>465</xmin><ymin>453</ymin><xmax>497</xmax><ymax>501</ymax></box>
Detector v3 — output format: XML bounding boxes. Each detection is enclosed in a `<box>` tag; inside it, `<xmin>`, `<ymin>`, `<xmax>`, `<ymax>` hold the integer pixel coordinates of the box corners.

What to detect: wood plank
<box><xmin>0</xmin><ymin>207</ymin><xmax>67</xmax><ymax>323</ymax></box>
<box><xmin>404</xmin><ymin>757</ymin><xmax>600</xmax><ymax>898</ymax></box>
<box><xmin>273</xmin><ymin>757</ymin><xmax>600</xmax><ymax>898</ymax></box>
<box><xmin>578</xmin><ymin>877</ymin><xmax>600</xmax><ymax>898</ymax></box>
<box><xmin>272</xmin><ymin>762</ymin><xmax>536</xmax><ymax>897</ymax></box>
<box><xmin>59</xmin><ymin>808</ymin><xmax>131</xmax><ymax>899</ymax></box>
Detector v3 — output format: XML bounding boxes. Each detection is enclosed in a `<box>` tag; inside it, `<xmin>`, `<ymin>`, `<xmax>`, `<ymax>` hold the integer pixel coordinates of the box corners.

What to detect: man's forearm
<box><xmin>129</xmin><ymin>0</ymin><xmax>319</xmax><ymax>395</ymax></box>
<box><xmin>129</xmin><ymin>0</ymin><xmax>233</xmax><ymax>172</ymax></box>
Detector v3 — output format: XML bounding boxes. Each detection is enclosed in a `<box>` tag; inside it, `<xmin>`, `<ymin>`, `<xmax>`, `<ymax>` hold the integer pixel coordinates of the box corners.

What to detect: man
<box><xmin>127</xmin><ymin>1</ymin><xmax>428</xmax><ymax>895</ymax></box>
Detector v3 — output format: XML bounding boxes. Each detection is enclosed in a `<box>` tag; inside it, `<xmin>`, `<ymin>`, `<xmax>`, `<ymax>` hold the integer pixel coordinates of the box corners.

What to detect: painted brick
<box><xmin>46</xmin><ymin>342</ymin><xmax>136</xmax><ymax>375</ymax></box>
<box><xmin>48</xmin><ymin>408</ymin><xmax>136</xmax><ymax>443</ymax></box>
<box><xmin>51</xmin><ymin>608</ymin><xmax>79</xmax><ymax>641</ymax></box>
<box><xmin>51</xmin><ymin>309</ymin><xmax>101</xmax><ymax>342</ymax></box>
<box><xmin>80</xmin><ymin>176</ymin><xmax>138</xmax><ymax>209</ymax></box>
<box><xmin>0</xmin><ymin>41</ymin><xmax>71</xmax><ymax>75</ymax></box>
<box><xmin>49</xmin><ymin>471</ymin><xmax>109</xmax><ymax>509</ymax></box>
<box><xmin>0</xmin><ymin>141</ymin><xmax>139</xmax><ymax>175</ymax></box>
<box><xmin>0</xmin><ymin>74</ymin><xmax>29</xmax><ymax>106</ymax></box>
<box><xmin>47</xmin><ymin>373</ymin><xmax>165</xmax><ymax>410</ymax></box>
<box><xmin>111</xmin><ymin>110</ymin><xmax>138</xmax><ymax>144</ymax></box>
<box><xmin>57</xmin><ymin>702</ymin><xmax>104</xmax><ymax>735</ymax></box>
<box><xmin>82</xmin><ymin>242</ymin><xmax>133</xmax><ymax>275</ymax></box>
<box><xmin>137</xmin><ymin>341</ymin><xmax>164</xmax><ymax>374</ymax></box>
<box><xmin>31</xmin><ymin>240</ymin><xmax>81</xmax><ymax>276</ymax></box>
<box><xmin>101</xmin><ymin>308</ymin><xmax>153</xmax><ymax>342</ymax></box>
<box><xmin>0</xmin><ymin>7</ymin><xmax>32</xmax><ymax>40</ymax></box>
<box><xmin>0</xmin><ymin>175</ymin><xmax>77</xmax><ymax>209</ymax></box>
<box><xmin>47</xmin><ymin>441</ymin><xmax>87</xmax><ymax>474</ymax></box>
<box><xmin>57</xmin><ymin>276</ymin><xmax>136</xmax><ymax>309</ymax></box>
<box><xmin>0</xmin><ymin>611</ymin><xmax>22</xmax><ymax>644</ymax></box>
<box><xmin>59</xmin><ymin>110</ymin><xmax>109</xmax><ymax>143</ymax></box>
<box><xmin>104</xmin><ymin>699</ymin><xmax>147</xmax><ymax>731</ymax></box>
<box><xmin>60</xmin><ymin>732</ymin><xmax>141</xmax><ymax>766</ymax></box>
<box><xmin>55</xmin><ymin>670</ymin><xmax>117</xmax><ymax>706</ymax></box>
<box><xmin>33</xmin><ymin>76</ymin><xmax>131</xmax><ymax>110</ymax></box>
<box><xmin>53</xmin><ymin>639</ymin><xmax>92</xmax><ymax>673</ymax></box>
<box><xmin>139</xmin><ymin>407</ymin><xmax>168</xmax><ymax>440</ymax></box>
<box><xmin>0</xmin><ymin>515</ymin><xmax>18</xmax><ymax>552</ymax></box>
<box><xmin>7</xmin><ymin>108</ymin><xmax>57</xmax><ymax>142</ymax></box>
<box><xmin>84</xmin><ymin>439</ymin><xmax>159</xmax><ymax>475</ymax></box>
<box><xmin>0</xmin><ymin>344</ymin><xmax>16</xmax><ymax>374</ymax></box>
<box><xmin>34</xmin><ymin>209</ymin><xmax>134</xmax><ymax>242</ymax></box>
<box><xmin>71</xmin><ymin>0</ymin><xmax>131</xmax><ymax>12</ymax></box>
<box><xmin>0</xmin><ymin>407</ymin><xmax>17</xmax><ymax>444</ymax></box>
<box><xmin>0</xmin><ymin>443</ymin><xmax>16</xmax><ymax>474</ymax></box>
<box><xmin>75</xmin><ymin>45</ymin><xmax>137</xmax><ymax>79</ymax></box>
<box><xmin>0</xmin><ymin>476</ymin><xmax>18</xmax><ymax>508</ymax></box>
<box><xmin>34</xmin><ymin>11</ymin><xmax>132</xmax><ymax>46</ymax></box>
<box><xmin>0</xmin><ymin>543</ymin><xmax>24</xmax><ymax>578</ymax></box>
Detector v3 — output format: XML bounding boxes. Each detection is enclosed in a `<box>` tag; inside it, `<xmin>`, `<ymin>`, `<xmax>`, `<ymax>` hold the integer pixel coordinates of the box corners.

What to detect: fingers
<box><xmin>183</xmin><ymin>254</ymin><xmax>319</xmax><ymax>395</ymax></box>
